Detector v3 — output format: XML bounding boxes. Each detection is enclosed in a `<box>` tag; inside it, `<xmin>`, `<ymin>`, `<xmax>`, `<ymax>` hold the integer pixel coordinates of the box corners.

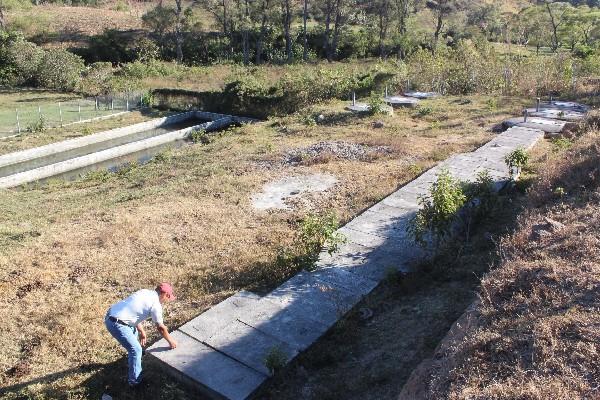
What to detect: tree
<box><xmin>303</xmin><ymin>0</ymin><xmax>309</xmax><ymax>60</ymax></box>
<box><xmin>467</xmin><ymin>3</ymin><xmax>503</xmax><ymax>41</ymax></box>
<box><xmin>314</xmin><ymin>0</ymin><xmax>349</xmax><ymax>61</ymax></box>
<box><xmin>281</xmin><ymin>0</ymin><xmax>293</xmax><ymax>62</ymax></box>
<box><xmin>0</xmin><ymin>0</ymin><xmax>5</xmax><ymax>30</ymax></box>
<box><xmin>368</xmin><ymin>0</ymin><xmax>393</xmax><ymax>58</ymax></box>
<box><xmin>425</xmin><ymin>0</ymin><xmax>465</xmax><ymax>52</ymax></box>
<box><xmin>515</xmin><ymin>6</ymin><xmax>552</xmax><ymax>53</ymax></box>
<box><xmin>544</xmin><ymin>1</ymin><xmax>573</xmax><ymax>51</ymax></box>
<box><xmin>175</xmin><ymin>0</ymin><xmax>184</xmax><ymax>62</ymax></box>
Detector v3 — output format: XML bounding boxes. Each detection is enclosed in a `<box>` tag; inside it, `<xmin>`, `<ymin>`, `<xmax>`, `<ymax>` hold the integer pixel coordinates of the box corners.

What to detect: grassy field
<box><xmin>0</xmin><ymin>90</ymin><xmax>146</xmax><ymax>140</ymax></box>
<box><xmin>0</xmin><ymin>92</ymin><xmax>534</xmax><ymax>399</ymax></box>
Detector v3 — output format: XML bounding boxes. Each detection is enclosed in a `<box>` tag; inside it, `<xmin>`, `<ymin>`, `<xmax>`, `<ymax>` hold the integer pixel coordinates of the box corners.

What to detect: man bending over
<box><xmin>105</xmin><ymin>282</ymin><xmax>178</xmax><ymax>387</ymax></box>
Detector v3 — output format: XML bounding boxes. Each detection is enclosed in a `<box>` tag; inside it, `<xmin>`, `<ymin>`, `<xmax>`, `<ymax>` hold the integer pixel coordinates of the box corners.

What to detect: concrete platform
<box><xmin>502</xmin><ymin>117</ymin><xmax>569</xmax><ymax>134</ymax></box>
<box><xmin>404</xmin><ymin>91</ymin><xmax>439</xmax><ymax>99</ymax></box>
<box><xmin>345</xmin><ymin>103</ymin><xmax>370</xmax><ymax>113</ymax></box>
<box><xmin>527</xmin><ymin>108</ymin><xmax>586</xmax><ymax>122</ymax></box>
<box><xmin>148</xmin><ymin>124</ymin><xmax>549</xmax><ymax>399</ymax></box>
<box><xmin>384</xmin><ymin>96</ymin><xmax>419</xmax><ymax>108</ymax></box>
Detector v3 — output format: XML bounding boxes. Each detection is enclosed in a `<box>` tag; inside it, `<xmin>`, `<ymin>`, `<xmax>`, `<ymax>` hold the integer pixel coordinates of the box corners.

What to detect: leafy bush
<box><xmin>264</xmin><ymin>346</ymin><xmax>287</xmax><ymax>375</ymax></box>
<box><xmin>79</xmin><ymin>62</ymin><xmax>114</xmax><ymax>96</ymax></box>
<box><xmin>505</xmin><ymin>147</ymin><xmax>529</xmax><ymax>179</ymax></box>
<box><xmin>407</xmin><ymin>169</ymin><xmax>467</xmax><ymax>248</ymax></box>
<box><xmin>299</xmin><ymin>212</ymin><xmax>346</xmax><ymax>259</ymax></box>
<box><xmin>26</xmin><ymin>116</ymin><xmax>46</xmax><ymax>133</ymax></box>
<box><xmin>36</xmin><ymin>49</ymin><xmax>85</xmax><ymax>91</ymax></box>
<box><xmin>5</xmin><ymin>40</ymin><xmax>44</xmax><ymax>85</ymax></box>
<box><xmin>190</xmin><ymin>128</ymin><xmax>209</xmax><ymax>144</ymax></box>
<box><xmin>367</xmin><ymin>91</ymin><xmax>386</xmax><ymax>115</ymax></box>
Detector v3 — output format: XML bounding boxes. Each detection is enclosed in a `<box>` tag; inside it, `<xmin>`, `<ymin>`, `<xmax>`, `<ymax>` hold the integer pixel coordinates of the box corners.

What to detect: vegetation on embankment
<box><xmin>400</xmin><ymin>113</ymin><xmax>600</xmax><ymax>399</ymax></box>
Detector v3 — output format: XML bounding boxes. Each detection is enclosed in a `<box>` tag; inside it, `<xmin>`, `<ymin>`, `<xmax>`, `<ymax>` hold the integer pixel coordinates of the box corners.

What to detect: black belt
<box><xmin>108</xmin><ymin>316</ymin><xmax>132</xmax><ymax>327</ymax></box>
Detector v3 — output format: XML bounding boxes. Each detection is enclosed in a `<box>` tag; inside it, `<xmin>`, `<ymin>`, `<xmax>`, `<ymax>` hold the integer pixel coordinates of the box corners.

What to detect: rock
<box><xmin>544</xmin><ymin>217</ymin><xmax>565</xmax><ymax>231</ymax></box>
<box><xmin>283</xmin><ymin>141</ymin><xmax>392</xmax><ymax>165</ymax></box>
<box><xmin>317</xmin><ymin>114</ymin><xmax>325</xmax><ymax>122</ymax></box>
<box><xmin>373</xmin><ymin>120</ymin><xmax>384</xmax><ymax>129</ymax></box>
<box><xmin>101</xmin><ymin>394</ymin><xmax>112</xmax><ymax>400</ymax></box>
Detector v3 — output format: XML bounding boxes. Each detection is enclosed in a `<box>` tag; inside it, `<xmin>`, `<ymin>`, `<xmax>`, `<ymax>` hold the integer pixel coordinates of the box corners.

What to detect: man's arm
<box><xmin>156</xmin><ymin>323</ymin><xmax>177</xmax><ymax>349</ymax></box>
<box><xmin>136</xmin><ymin>324</ymin><xmax>147</xmax><ymax>346</ymax></box>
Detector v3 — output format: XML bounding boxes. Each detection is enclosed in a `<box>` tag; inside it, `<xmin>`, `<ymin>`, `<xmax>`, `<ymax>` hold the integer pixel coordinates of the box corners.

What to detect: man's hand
<box><xmin>137</xmin><ymin>324</ymin><xmax>147</xmax><ymax>347</ymax></box>
<box><xmin>157</xmin><ymin>323</ymin><xmax>177</xmax><ymax>350</ymax></box>
<box><xmin>139</xmin><ymin>331</ymin><xmax>147</xmax><ymax>347</ymax></box>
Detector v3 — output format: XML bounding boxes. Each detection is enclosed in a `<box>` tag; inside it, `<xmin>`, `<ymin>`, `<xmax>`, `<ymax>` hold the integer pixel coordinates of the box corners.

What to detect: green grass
<box><xmin>0</xmin><ymin>90</ymin><xmax>137</xmax><ymax>137</ymax></box>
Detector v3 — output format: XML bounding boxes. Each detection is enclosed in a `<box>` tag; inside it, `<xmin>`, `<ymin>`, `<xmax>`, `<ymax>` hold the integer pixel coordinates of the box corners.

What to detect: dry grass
<box><xmin>411</xmin><ymin>123</ymin><xmax>600</xmax><ymax>399</ymax></box>
<box><xmin>0</xmin><ymin>93</ymin><xmax>535</xmax><ymax>399</ymax></box>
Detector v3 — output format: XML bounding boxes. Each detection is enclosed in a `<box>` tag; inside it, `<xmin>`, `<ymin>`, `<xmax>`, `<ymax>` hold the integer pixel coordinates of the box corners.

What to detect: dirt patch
<box><xmin>283</xmin><ymin>141</ymin><xmax>392</xmax><ymax>166</ymax></box>
<box><xmin>252</xmin><ymin>173</ymin><xmax>338</xmax><ymax>210</ymax></box>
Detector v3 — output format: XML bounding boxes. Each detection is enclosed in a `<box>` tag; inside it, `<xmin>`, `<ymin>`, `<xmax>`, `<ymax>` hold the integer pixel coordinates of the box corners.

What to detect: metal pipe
<box><xmin>536</xmin><ymin>98</ymin><xmax>540</xmax><ymax>112</ymax></box>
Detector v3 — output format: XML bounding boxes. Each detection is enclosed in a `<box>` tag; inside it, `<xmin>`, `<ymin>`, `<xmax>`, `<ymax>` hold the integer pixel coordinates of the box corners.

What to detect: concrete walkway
<box><xmin>148</xmin><ymin>125</ymin><xmax>545</xmax><ymax>400</ymax></box>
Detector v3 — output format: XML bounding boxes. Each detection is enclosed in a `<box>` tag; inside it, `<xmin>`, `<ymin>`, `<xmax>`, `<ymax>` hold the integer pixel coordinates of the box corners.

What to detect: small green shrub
<box><xmin>190</xmin><ymin>129</ymin><xmax>209</xmax><ymax>144</ymax></box>
<box><xmin>416</xmin><ymin>106</ymin><xmax>433</xmax><ymax>117</ymax></box>
<box><xmin>26</xmin><ymin>116</ymin><xmax>46</xmax><ymax>133</ymax></box>
<box><xmin>551</xmin><ymin>137</ymin><xmax>573</xmax><ymax>153</ymax></box>
<box><xmin>407</xmin><ymin>169</ymin><xmax>467</xmax><ymax>248</ymax></box>
<box><xmin>264</xmin><ymin>346</ymin><xmax>287</xmax><ymax>375</ymax></box>
<box><xmin>504</xmin><ymin>147</ymin><xmax>529</xmax><ymax>179</ymax></box>
<box><xmin>298</xmin><ymin>212</ymin><xmax>346</xmax><ymax>267</ymax></box>
<box><xmin>367</xmin><ymin>91</ymin><xmax>386</xmax><ymax>115</ymax></box>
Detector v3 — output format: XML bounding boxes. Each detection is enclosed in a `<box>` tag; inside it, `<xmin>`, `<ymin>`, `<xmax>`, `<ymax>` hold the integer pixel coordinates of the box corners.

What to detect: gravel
<box><xmin>283</xmin><ymin>141</ymin><xmax>392</xmax><ymax>165</ymax></box>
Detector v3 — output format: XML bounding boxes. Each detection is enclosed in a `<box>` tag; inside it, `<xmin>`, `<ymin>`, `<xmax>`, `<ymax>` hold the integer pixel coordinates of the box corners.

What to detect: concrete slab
<box><xmin>538</xmin><ymin>101</ymin><xmax>590</xmax><ymax>112</ymax></box>
<box><xmin>337</xmin><ymin>226</ymin><xmax>390</xmax><ymax>248</ymax></box>
<box><xmin>205</xmin><ymin>320</ymin><xmax>297</xmax><ymax>376</ymax></box>
<box><xmin>527</xmin><ymin>108</ymin><xmax>585</xmax><ymax>121</ymax></box>
<box><xmin>179</xmin><ymin>291</ymin><xmax>260</xmax><ymax>342</ymax></box>
<box><xmin>345</xmin><ymin>209</ymin><xmax>414</xmax><ymax>240</ymax></box>
<box><xmin>381</xmin><ymin>189</ymin><xmax>421</xmax><ymax>209</ymax></box>
<box><xmin>252</xmin><ymin>173</ymin><xmax>337</xmax><ymax>210</ymax></box>
<box><xmin>503</xmin><ymin>117</ymin><xmax>567</xmax><ymax>134</ymax></box>
<box><xmin>403</xmin><ymin>91</ymin><xmax>439</xmax><ymax>99</ymax></box>
<box><xmin>239</xmin><ymin>299</ymin><xmax>330</xmax><ymax>351</ymax></box>
<box><xmin>384</xmin><ymin>96</ymin><xmax>419</xmax><ymax>107</ymax></box>
<box><xmin>264</xmin><ymin>272</ymin><xmax>362</xmax><ymax>327</ymax></box>
<box><xmin>315</xmin><ymin>241</ymin><xmax>374</xmax><ymax>266</ymax></box>
<box><xmin>309</xmin><ymin>263</ymin><xmax>379</xmax><ymax>295</ymax></box>
<box><xmin>147</xmin><ymin>331</ymin><xmax>267</xmax><ymax>400</ymax></box>
<box><xmin>346</xmin><ymin>103</ymin><xmax>370</xmax><ymax>113</ymax></box>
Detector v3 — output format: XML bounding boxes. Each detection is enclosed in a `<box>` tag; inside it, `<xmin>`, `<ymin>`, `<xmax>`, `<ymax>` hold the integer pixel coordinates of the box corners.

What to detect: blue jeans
<box><xmin>104</xmin><ymin>314</ymin><xmax>142</xmax><ymax>386</ymax></box>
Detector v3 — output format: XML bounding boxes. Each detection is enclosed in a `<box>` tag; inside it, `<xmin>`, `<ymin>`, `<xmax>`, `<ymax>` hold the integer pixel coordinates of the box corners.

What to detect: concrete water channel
<box><xmin>0</xmin><ymin>111</ymin><xmax>254</xmax><ymax>188</ymax></box>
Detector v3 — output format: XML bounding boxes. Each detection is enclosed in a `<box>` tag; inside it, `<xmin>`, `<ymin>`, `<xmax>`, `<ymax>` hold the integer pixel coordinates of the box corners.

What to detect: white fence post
<box><xmin>16</xmin><ymin>109</ymin><xmax>20</xmax><ymax>134</ymax></box>
<box><xmin>59</xmin><ymin>102</ymin><xmax>63</xmax><ymax>127</ymax></box>
<box><xmin>78</xmin><ymin>102</ymin><xmax>82</xmax><ymax>122</ymax></box>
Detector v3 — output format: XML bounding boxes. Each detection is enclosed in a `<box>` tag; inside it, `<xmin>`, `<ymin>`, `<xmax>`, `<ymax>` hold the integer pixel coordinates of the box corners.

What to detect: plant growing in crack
<box><xmin>264</xmin><ymin>346</ymin><xmax>287</xmax><ymax>376</ymax></box>
<box><xmin>407</xmin><ymin>168</ymin><xmax>467</xmax><ymax>249</ymax></box>
<box><xmin>505</xmin><ymin>147</ymin><xmax>529</xmax><ymax>179</ymax></box>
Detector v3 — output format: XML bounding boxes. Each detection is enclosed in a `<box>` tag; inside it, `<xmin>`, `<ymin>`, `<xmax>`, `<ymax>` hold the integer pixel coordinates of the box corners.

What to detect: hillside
<box><xmin>400</xmin><ymin>117</ymin><xmax>600</xmax><ymax>399</ymax></box>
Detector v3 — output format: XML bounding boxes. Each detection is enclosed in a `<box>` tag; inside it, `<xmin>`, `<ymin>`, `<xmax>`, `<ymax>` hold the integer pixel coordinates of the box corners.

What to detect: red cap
<box><xmin>157</xmin><ymin>282</ymin><xmax>176</xmax><ymax>300</ymax></box>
